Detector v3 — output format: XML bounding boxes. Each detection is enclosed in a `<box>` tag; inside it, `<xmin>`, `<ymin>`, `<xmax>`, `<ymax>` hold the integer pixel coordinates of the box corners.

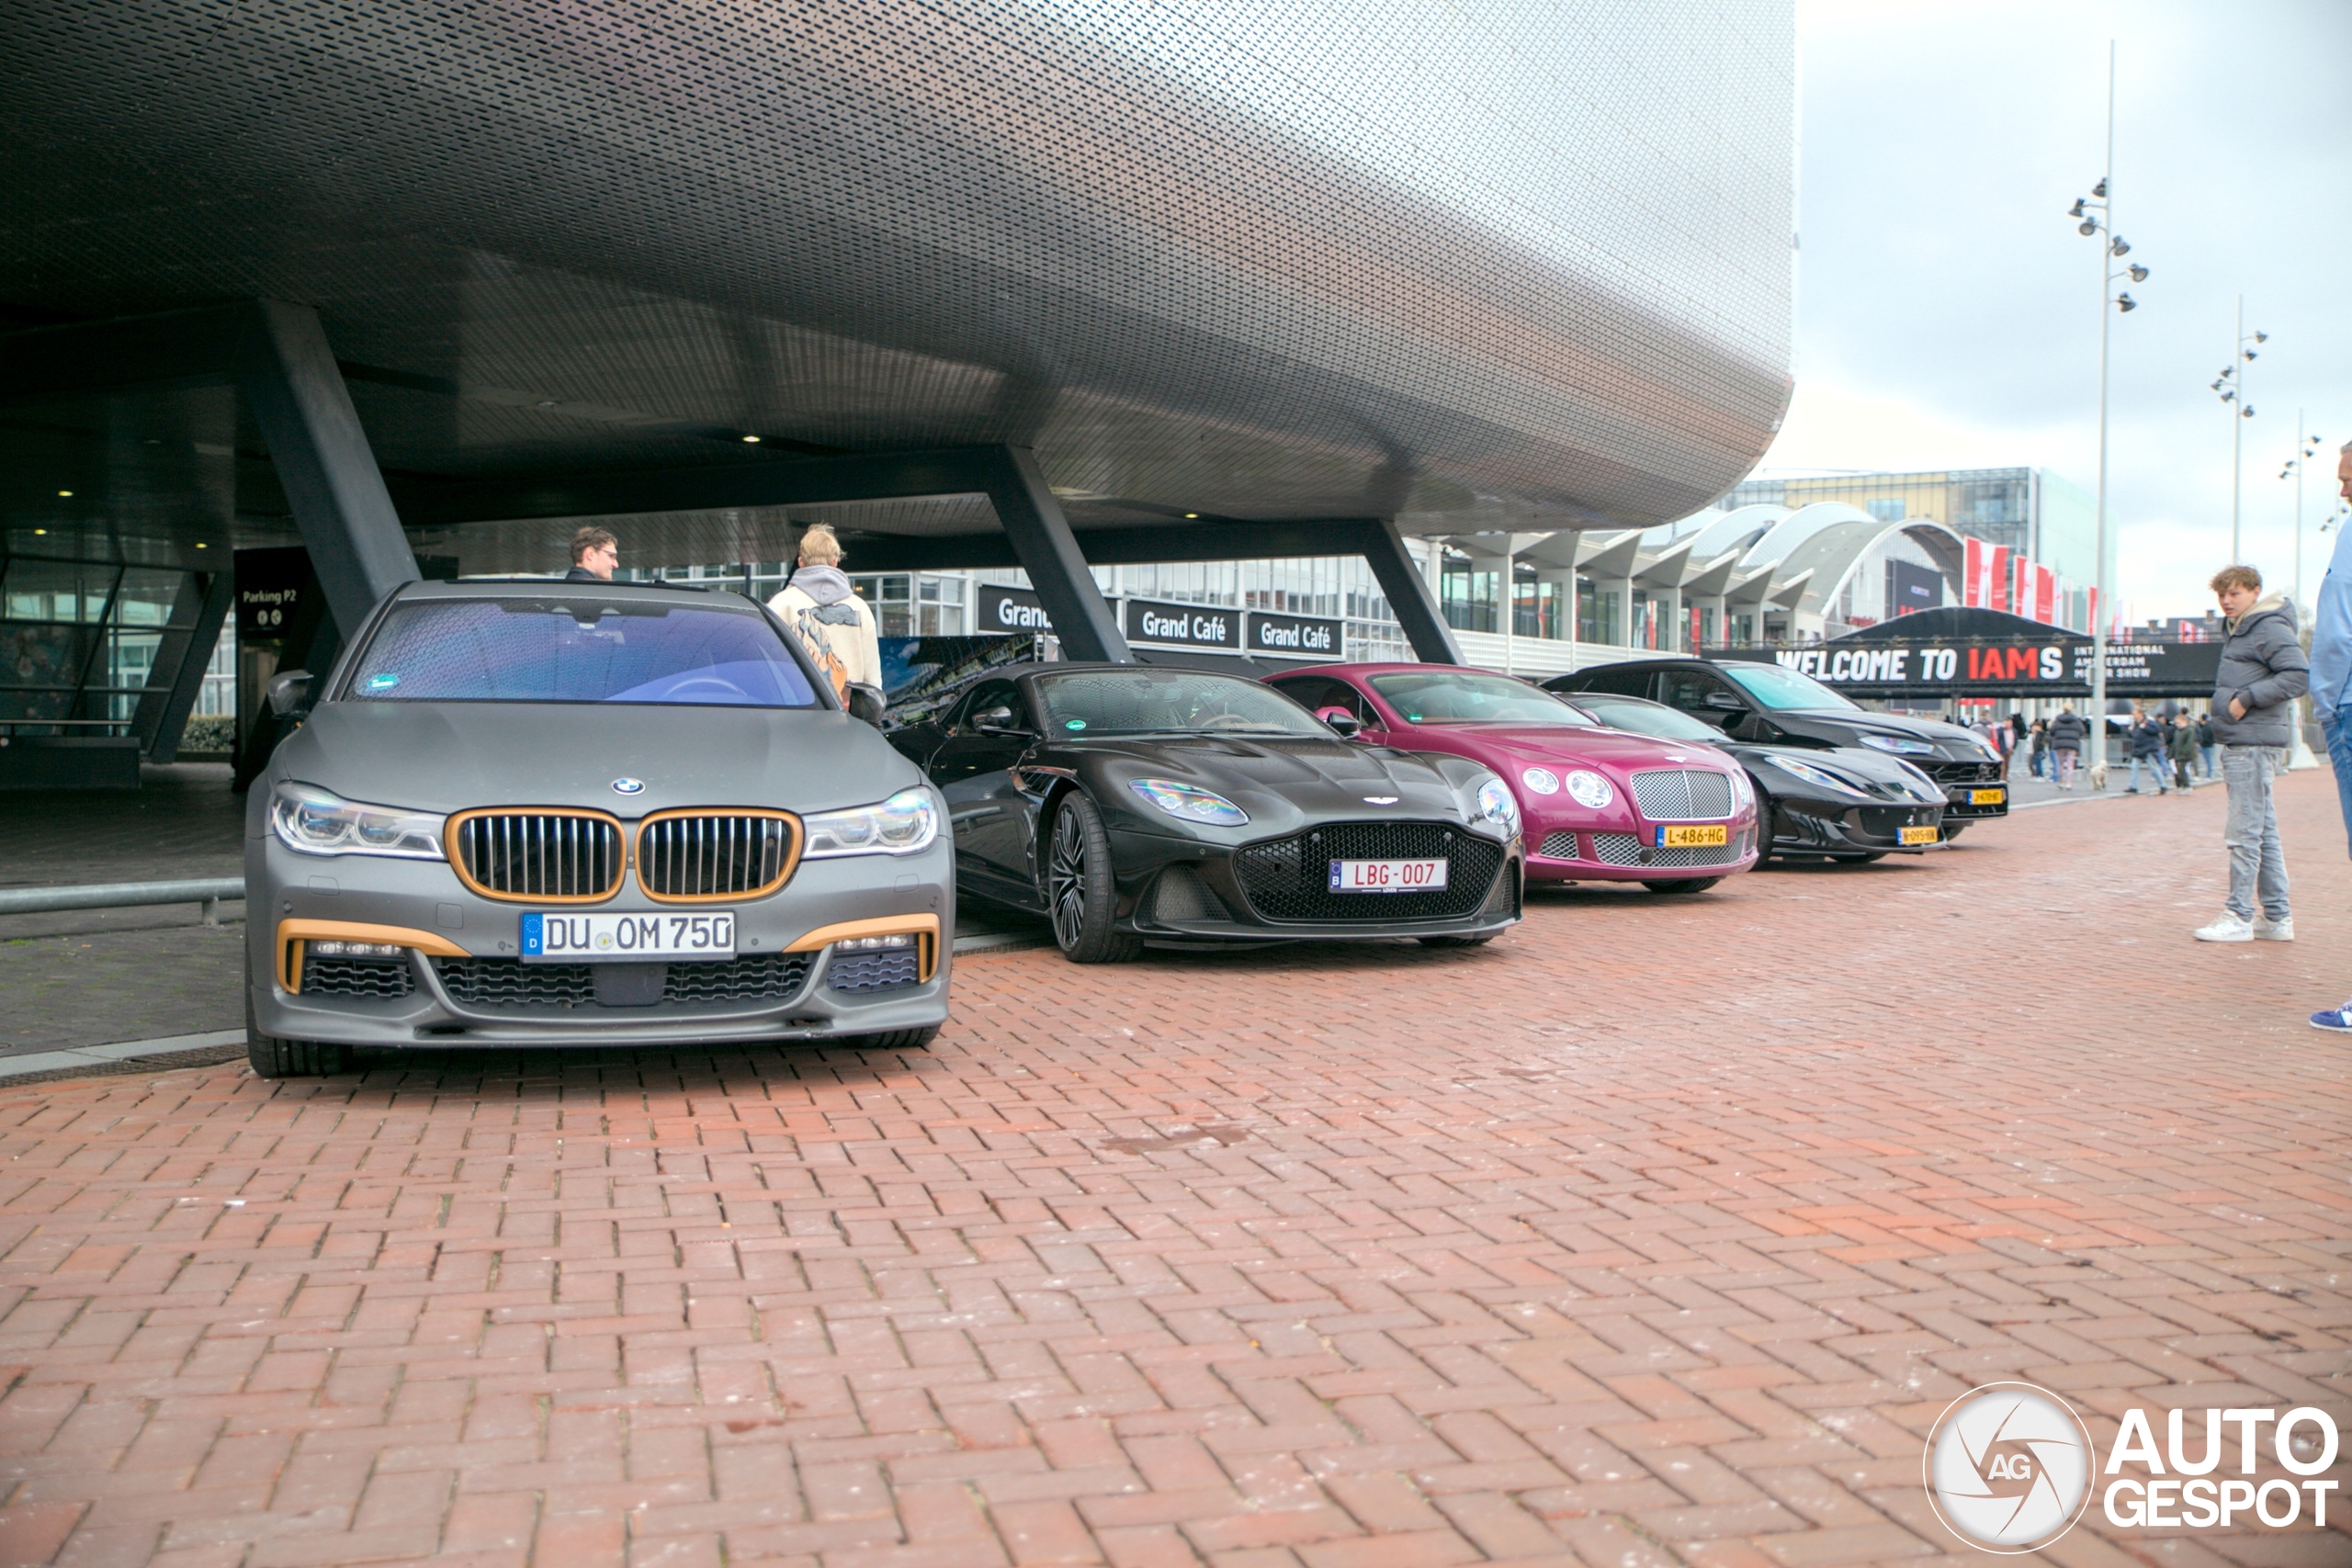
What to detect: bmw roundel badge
<box><xmin>610</xmin><ymin>777</ymin><xmax>646</xmax><ymax>795</ymax></box>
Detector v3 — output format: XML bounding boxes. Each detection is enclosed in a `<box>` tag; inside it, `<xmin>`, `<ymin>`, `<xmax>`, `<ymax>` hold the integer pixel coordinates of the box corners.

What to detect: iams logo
<box><xmin>1926</xmin><ymin>1384</ymin><xmax>2342</xmax><ymax>1552</ymax></box>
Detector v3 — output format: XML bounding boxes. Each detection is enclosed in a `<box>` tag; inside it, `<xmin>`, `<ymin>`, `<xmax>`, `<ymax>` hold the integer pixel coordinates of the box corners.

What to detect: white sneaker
<box><xmin>2195</xmin><ymin>913</ymin><xmax>2256</xmax><ymax>942</ymax></box>
<box><xmin>2255</xmin><ymin>916</ymin><xmax>2295</xmax><ymax>942</ymax></box>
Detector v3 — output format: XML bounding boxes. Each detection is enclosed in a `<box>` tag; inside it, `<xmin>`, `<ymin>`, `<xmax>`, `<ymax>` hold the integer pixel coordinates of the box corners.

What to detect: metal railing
<box><xmin>0</xmin><ymin>878</ymin><xmax>243</xmax><ymax>923</ymax></box>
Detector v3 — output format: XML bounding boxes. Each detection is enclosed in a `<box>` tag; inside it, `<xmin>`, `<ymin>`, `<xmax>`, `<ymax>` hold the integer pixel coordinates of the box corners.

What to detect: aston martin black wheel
<box><xmin>1642</xmin><ymin>878</ymin><xmax>1721</xmax><ymax>895</ymax></box>
<box><xmin>245</xmin><ymin>999</ymin><xmax>350</xmax><ymax>1078</ymax></box>
<box><xmin>1046</xmin><ymin>794</ymin><xmax>1142</xmax><ymax>964</ymax></box>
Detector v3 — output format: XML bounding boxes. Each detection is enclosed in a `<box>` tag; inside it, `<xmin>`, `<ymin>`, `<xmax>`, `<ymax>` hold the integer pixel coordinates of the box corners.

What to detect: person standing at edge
<box><xmin>2303</xmin><ymin>443</ymin><xmax>2352</xmax><ymax>1029</ymax></box>
<box><xmin>567</xmin><ymin>525</ymin><xmax>618</xmax><ymax>581</ymax></box>
<box><xmin>2168</xmin><ymin>710</ymin><xmax>2198</xmax><ymax>794</ymax></box>
<box><xmin>2048</xmin><ymin>706</ymin><xmax>2086</xmax><ymax>790</ymax></box>
<box><xmin>768</xmin><ymin>524</ymin><xmax>882</xmax><ymax>698</ymax></box>
<box><xmin>2125</xmin><ymin>704</ymin><xmax>2168</xmax><ymax>795</ymax></box>
<box><xmin>2195</xmin><ymin>564</ymin><xmax>2308</xmax><ymax>943</ymax></box>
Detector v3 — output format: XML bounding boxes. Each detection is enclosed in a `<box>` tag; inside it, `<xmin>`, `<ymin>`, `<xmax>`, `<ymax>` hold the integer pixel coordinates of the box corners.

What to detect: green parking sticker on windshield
<box><xmin>367</xmin><ymin>672</ymin><xmax>399</xmax><ymax>691</ymax></box>
<box><xmin>1065</xmin><ymin>719</ymin><xmax>1086</xmax><ymax>730</ymax></box>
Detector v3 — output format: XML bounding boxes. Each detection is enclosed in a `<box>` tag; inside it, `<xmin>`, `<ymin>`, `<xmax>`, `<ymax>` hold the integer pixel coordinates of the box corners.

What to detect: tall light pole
<box><xmin>2209</xmin><ymin>303</ymin><xmax>2265</xmax><ymax>562</ymax></box>
<box><xmin>2065</xmin><ymin>41</ymin><xmax>2145</xmax><ymax>786</ymax></box>
<box><xmin>2281</xmin><ymin>418</ymin><xmax>2325</xmax><ymax>769</ymax></box>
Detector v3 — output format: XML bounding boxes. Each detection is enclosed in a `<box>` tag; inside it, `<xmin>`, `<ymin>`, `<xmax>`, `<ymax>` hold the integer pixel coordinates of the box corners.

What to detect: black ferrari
<box><xmin>888</xmin><ymin>663</ymin><xmax>1524</xmax><ymax>962</ymax></box>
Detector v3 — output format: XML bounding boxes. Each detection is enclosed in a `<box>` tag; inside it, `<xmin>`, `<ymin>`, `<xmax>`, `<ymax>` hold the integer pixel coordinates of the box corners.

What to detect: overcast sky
<box><xmin>1767</xmin><ymin>0</ymin><xmax>2351</xmax><ymax>619</ymax></box>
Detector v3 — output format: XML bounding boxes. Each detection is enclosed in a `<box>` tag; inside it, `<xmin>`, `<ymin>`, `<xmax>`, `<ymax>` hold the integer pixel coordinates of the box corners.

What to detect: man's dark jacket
<box><xmin>2211</xmin><ymin>596</ymin><xmax>2310</xmax><ymax>747</ymax></box>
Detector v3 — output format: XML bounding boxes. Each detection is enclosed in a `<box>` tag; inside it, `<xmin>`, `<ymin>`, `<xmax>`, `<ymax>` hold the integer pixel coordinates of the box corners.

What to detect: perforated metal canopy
<box><xmin>1</xmin><ymin>0</ymin><xmax>1793</xmax><ymax>567</ymax></box>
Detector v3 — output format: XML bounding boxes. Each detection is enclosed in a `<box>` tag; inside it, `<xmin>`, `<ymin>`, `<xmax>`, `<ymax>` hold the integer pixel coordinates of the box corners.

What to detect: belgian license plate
<box><xmin>1656</xmin><ymin>824</ymin><xmax>1728</xmax><ymax>848</ymax></box>
<box><xmin>1970</xmin><ymin>788</ymin><xmax>2006</xmax><ymax>805</ymax></box>
<box><xmin>522</xmin><ymin>910</ymin><xmax>736</xmax><ymax>962</ymax></box>
<box><xmin>1899</xmin><ymin>826</ymin><xmax>1940</xmax><ymax>846</ymax></box>
<box><xmin>1329</xmin><ymin>858</ymin><xmax>1448</xmax><ymax>893</ymax></box>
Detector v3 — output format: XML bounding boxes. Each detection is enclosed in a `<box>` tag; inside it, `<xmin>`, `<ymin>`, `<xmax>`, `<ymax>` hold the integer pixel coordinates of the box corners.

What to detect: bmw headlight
<box><xmin>802</xmin><ymin>787</ymin><xmax>940</xmax><ymax>856</ymax></box>
<box><xmin>1475</xmin><ymin>777</ymin><xmax>1520</xmax><ymax>835</ymax></box>
<box><xmin>1128</xmin><ymin>778</ymin><xmax>1249</xmax><ymax>826</ymax></box>
<box><xmin>1564</xmin><ymin>769</ymin><xmax>1613</xmax><ymax>809</ymax></box>
<box><xmin>1769</xmin><ymin>756</ymin><xmax>1870</xmax><ymax>796</ymax></box>
<box><xmin>270</xmin><ymin>783</ymin><xmax>446</xmax><ymax>859</ymax></box>
<box><xmin>1860</xmin><ymin>734</ymin><xmax>1938</xmax><ymax>756</ymax></box>
<box><xmin>1520</xmin><ymin>766</ymin><xmax>1560</xmax><ymax>795</ymax></box>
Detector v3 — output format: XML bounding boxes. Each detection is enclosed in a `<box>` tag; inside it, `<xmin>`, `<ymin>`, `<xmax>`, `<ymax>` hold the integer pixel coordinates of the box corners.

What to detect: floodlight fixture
<box><xmin>2077</xmin><ymin>220</ymin><xmax>2098</xmax><ymax>236</ymax></box>
<box><xmin>2129</xmin><ymin>265</ymin><xmax>2148</xmax><ymax>282</ymax></box>
<box><xmin>2067</xmin><ymin>197</ymin><xmax>2086</xmax><ymax>217</ymax></box>
<box><xmin>2091</xmin><ymin>177</ymin><xmax>2108</xmax><ymax>197</ymax></box>
<box><xmin>2255</xmin><ymin>331</ymin><xmax>2268</xmax><ymax>343</ymax></box>
<box><xmin>2109</xmin><ymin>237</ymin><xmax>2131</xmax><ymax>255</ymax></box>
<box><xmin>2116</xmin><ymin>293</ymin><xmax>2137</xmax><ymax>312</ymax></box>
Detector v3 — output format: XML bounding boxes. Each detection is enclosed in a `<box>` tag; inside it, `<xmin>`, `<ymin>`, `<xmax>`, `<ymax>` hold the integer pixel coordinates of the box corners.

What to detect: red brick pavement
<box><xmin>1</xmin><ymin>775</ymin><xmax>2347</xmax><ymax>1568</ymax></box>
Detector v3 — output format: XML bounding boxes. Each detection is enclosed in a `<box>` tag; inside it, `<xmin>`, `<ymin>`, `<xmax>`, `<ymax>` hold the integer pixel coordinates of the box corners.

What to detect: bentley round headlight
<box><xmin>1520</xmin><ymin>766</ymin><xmax>1559</xmax><ymax>795</ymax></box>
<box><xmin>1475</xmin><ymin>778</ymin><xmax>1520</xmax><ymax>833</ymax></box>
<box><xmin>1564</xmin><ymin>769</ymin><xmax>1613</xmax><ymax>809</ymax></box>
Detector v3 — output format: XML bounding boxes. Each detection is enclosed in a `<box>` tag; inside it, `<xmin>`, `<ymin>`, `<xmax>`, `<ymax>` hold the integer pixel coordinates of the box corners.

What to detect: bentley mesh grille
<box><xmin>1592</xmin><ymin>831</ymin><xmax>1747</xmax><ymax>868</ymax></box>
<box><xmin>826</xmin><ymin>949</ymin><xmax>922</xmax><ymax>993</ymax></box>
<box><xmin>638</xmin><ymin>812</ymin><xmax>796</xmax><ymax>900</ymax></box>
<box><xmin>452</xmin><ymin>812</ymin><xmax>624</xmax><ymax>902</ymax></box>
<box><xmin>1629</xmin><ymin>769</ymin><xmax>1734</xmax><ymax>820</ymax></box>
<box><xmin>301</xmin><ymin>955</ymin><xmax>415</xmax><ymax>998</ymax></box>
<box><xmin>1233</xmin><ymin>822</ymin><xmax>1499</xmax><ymax>922</ymax></box>
<box><xmin>1536</xmin><ymin>830</ymin><xmax>1581</xmax><ymax>861</ymax></box>
<box><xmin>433</xmin><ymin>954</ymin><xmax>812</xmax><ymax>1010</ymax></box>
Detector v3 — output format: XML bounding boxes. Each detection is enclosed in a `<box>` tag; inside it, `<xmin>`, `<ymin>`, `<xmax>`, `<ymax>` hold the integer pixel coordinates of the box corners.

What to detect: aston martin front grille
<box><xmin>1592</xmin><ymin>831</ymin><xmax>1747</xmax><ymax>867</ymax></box>
<box><xmin>637</xmin><ymin>812</ymin><xmax>797</xmax><ymax>901</ymax></box>
<box><xmin>1629</xmin><ymin>769</ymin><xmax>1734</xmax><ymax>819</ymax></box>
<box><xmin>451</xmin><ymin>811</ymin><xmax>624</xmax><ymax>902</ymax></box>
<box><xmin>432</xmin><ymin>953</ymin><xmax>812</xmax><ymax>1010</ymax></box>
<box><xmin>1232</xmin><ymin>822</ymin><xmax>1499</xmax><ymax>922</ymax></box>
<box><xmin>301</xmin><ymin>955</ymin><xmax>415</xmax><ymax>998</ymax></box>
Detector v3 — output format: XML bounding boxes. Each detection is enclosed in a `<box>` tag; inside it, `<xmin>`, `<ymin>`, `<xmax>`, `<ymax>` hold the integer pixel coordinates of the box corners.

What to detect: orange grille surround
<box><xmin>447</xmin><ymin>808</ymin><xmax>627</xmax><ymax>904</ymax></box>
<box><xmin>634</xmin><ymin>809</ymin><xmax>802</xmax><ymax>903</ymax></box>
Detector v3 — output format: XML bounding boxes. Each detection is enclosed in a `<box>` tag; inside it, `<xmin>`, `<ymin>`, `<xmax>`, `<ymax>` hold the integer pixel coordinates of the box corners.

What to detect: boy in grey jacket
<box><xmin>2195</xmin><ymin>565</ymin><xmax>2309</xmax><ymax>942</ymax></box>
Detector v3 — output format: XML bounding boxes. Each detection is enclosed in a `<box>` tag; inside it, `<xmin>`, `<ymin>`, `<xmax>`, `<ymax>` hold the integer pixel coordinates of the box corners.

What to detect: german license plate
<box><xmin>1656</xmin><ymin>824</ymin><xmax>1728</xmax><ymax>848</ymax></box>
<box><xmin>1970</xmin><ymin>788</ymin><xmax>2006</xmax><ymax>805</ymax></box>
<box><xmin>1899</xmin><ymin>826</ymin><xmax>1939</xmax><ymax>846</ymax></box>
<box><xmin>521</xmin><ymin>910</ymin><xmax>736</xmax><ymax>962</ymax></box>
<box><xmin>1329</xmin><ymin>858</ymin><xmax>1448</xmax><ymax>893</ymax></box>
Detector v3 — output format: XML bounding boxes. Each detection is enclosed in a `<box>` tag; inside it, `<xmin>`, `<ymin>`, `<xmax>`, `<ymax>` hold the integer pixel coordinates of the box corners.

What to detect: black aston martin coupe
<box><xmin>888</xmin><ymin>664</ymin><xmax>1524</xmax><ymax>961</ymax></box>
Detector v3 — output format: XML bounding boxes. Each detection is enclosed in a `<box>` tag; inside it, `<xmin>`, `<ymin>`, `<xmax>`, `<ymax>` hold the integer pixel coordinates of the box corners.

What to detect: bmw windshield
<box><xmin>1720</xmin><ymin>661</ymin><xmax>1860</xmax><ymax>712</ymax></box>
<box><xmin>345</xmin><ymin>595</ymin><xmax>820</xmax><ymax>706</ymax></box>
<box><xmin>1034</xmin><ymin>670</ymin><xmax>1328</xmax><ymax>737</ymax></box>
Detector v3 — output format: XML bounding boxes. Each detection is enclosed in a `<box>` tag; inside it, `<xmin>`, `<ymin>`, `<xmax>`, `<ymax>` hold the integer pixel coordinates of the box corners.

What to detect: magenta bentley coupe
<box><xmin>1266</xmin><ymin>663</ymin><xmax>1759</xmax><ymax>894</ymax></box>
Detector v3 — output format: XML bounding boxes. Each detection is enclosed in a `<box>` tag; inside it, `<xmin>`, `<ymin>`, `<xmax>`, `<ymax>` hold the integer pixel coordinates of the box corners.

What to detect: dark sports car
<box><xmin>888</xmin><ymin>664</ymin><xmax>1524</xmax><ymax>960</ymax></box>
<box><xmin>1544</xmin><ymin>656</ymin><xmax>2008</xmax><ymax>834</ymax></box>
<box><xmin>1561</xmin><ymin>691</ymin><xmax>1946</xmax><ymax>862</ymax></box>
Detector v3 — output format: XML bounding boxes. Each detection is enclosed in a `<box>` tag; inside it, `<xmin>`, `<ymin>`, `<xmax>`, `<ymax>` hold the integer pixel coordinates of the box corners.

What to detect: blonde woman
<box><xmin>767</xmin><ymin>525</ymin><xmax>881</xmax><ymax>697</ymax></box>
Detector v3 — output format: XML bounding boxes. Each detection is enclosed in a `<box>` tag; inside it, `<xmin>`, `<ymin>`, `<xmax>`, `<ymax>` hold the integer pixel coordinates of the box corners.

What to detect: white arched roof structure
<box><xmin>1771</xmin><ymin>516</ymin><xmax>1965</xmax><ymax>617</ymax></box>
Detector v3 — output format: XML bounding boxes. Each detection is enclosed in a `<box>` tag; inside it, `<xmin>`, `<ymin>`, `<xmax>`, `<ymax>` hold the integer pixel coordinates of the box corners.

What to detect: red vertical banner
<box><xmin>1689</xmin><ymin>604</ymin><xmax>1703</xmax><ymax>649</ymax></box>
<box><xmin>2034</xmin><ymin>565</ymin><xmax>2055</xmax><ymax>623</ymax></box>
<box><xmin>1962</xmin><ymin>538</ymin><xmax>1984</xmax><ymax>607</ymax></box>
<box><xmin>1990</xmin><ymin>546</ymin><xmax>2012</xmax><ymax>613</ymax></box>
<box><xmin>2009</xmin><ymin>555</ymin><xmax>2030</xmax><ymax>618</ymax></box>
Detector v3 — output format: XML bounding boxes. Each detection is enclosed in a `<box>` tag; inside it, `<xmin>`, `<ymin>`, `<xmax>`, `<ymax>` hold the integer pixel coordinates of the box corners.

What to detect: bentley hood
<box><xmin>270</xmin><ymin>700</ymin><xmax>925</xmax><ymax>818</ymax></box>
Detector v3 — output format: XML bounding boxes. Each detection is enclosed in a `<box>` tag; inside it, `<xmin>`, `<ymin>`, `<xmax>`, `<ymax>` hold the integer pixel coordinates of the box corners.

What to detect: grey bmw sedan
<box><xmin>243</xmin><ymin>580</ymin><xmax>952</xmax><ymax>1076</ymax></box>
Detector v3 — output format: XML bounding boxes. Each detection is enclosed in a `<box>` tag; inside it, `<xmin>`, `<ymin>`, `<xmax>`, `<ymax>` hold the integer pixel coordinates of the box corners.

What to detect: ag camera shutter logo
<box><xmin>1923</xmin><ymin>1382</ymin><xmax>2093</xmax><ymax>1552</ymax></box>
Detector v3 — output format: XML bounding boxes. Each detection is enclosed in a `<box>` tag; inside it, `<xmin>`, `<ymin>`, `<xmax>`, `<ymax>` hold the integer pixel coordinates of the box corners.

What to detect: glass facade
<box><xmin>0</xmin><ymin>556</ymin><xmax>205</xmax><ymax>728</ymax></box>
<box><xmin>1725</xmin><ymin>468</ymin><xmax>2100</xmax><ymax>589</ymax></box>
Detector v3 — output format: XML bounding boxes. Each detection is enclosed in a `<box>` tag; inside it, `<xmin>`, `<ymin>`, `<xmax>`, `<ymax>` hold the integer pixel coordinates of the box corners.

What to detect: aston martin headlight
<box><xmin>1769</xmin><ymin>756</ymin><xmax>1871</xmax><ymax>796</ymax></box>
<box><xmin>1859</xmin><ymin>734</ymin><xmax>1938</xmax><ymax>756</ymax></box>
<box><xmin>270</xmin><ymin>783</ymin><xmax>445</xmax><ymax>859</ymax></box>
<box><xmin>1520</xmin><ymin>766</ymin><xmax>1560</xmax><ymax>795</ymax></box>
<box><xmin>1128</xmin><ymin>778</ymin><xmax>1249</xmax><ymax>826</ymax></box>
<box><xmin>1564</xmin><ymin>769</ymin><xmax>1613</xmax><ymax>809</ymax></box>
<box><xmin>1475</xmin><ymin>777</ymin><xmax>1520</xmax><ymax>834</ymax></box>
<box><xmin>802</xmin><ymin>787</ymin><xmax>940</xmax><ymax>856</ymax></box>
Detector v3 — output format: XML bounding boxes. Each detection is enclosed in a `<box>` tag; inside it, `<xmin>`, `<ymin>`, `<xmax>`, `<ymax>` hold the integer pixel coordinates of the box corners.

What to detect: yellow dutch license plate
<box><xmin>1899</xmin><ymin>826</ymin><xmax>1940</xmax><ymax>846</ymax></box>
<box><xmin>1657</xmin><ymin>824</ymin><xmax>1729</xmax><ymax>848</ymax></box>
<box><xmin>1970</xmin><ymin>788</ymin><xmax>2006</xmax><ymax>805</ymax></box>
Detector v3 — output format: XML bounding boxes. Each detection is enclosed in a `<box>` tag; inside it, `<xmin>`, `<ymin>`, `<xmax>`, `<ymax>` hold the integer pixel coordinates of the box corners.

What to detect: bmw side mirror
<box><xmin>973</xmin><ymin>705</ymin><xmax>1028</xmax><ymax>738</ymax></box>
<box><xmin>845</xmin><ymin>682</ymin><xmax>887</xmax><ymax>728</ymax></box>
<box><xmin>1315</xmin><ymin>706</ymin><xmax>1363</xmax><ymax>739</ymax></box>
<box><xmin>266</xmin><ymin>670</ymin><xmax>315</xmax><ymax>718</ymax></box>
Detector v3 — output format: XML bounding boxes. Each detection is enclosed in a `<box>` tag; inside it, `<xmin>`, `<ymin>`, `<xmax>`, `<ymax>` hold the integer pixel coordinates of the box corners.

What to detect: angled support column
<box><xmin>234</xmin><ymin>300</ymin><xmax>418</xmax><ymax>633</ymax></box>
<box><xmin>134</xmin><ymin>569</ymin><xmax>235</xmax><ymax>762</ymax></box>
<box><xmin>975</xmin><ymin>447</ymin><xmax>1129</xmax><ymax>662</ymax></box>
<box><xmin>1357</xmin><ymin>522</ymin><xmax>1461</xmax><ymax>664</ymax></box>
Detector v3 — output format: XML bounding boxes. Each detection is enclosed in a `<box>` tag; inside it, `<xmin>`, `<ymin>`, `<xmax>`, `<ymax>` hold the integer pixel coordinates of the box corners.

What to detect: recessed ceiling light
<box><xmin>32</xmin><ymin>528</ymin><xmax>47</xmax><ymax>536</ymax></box>
<box><xmin>1184</xmin><ymin>513</ymin><xmax>1199</xmax><ymax>519</ymax></box>
<box><xmin>195</xmin><ymin>542</ymin><xmax>208</xmax><ymax>549</ymax></box>
<box><xmin>741</xmin><ymin>434</ymin><xmax>762</xmax><ymax>444</ymax></box>
<box><xmin>56</xmin><ymin>490</ymin><xmax>73</xmax><ymax>498</ymax></box>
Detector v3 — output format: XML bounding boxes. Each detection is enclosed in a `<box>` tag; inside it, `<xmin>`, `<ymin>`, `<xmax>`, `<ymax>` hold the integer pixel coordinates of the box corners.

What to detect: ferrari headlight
<box><xmin>1475</xmin><ymin>777</ymin><xmax>1520</xmax><ymax>834</ymax></box>
<box><xmin>1769</xmin><ymin>756</ymin><xmax>1871</xmax><ymax>796</ymax></box>
<box><xmin>270</xmin><ymin>783</ymin><xmax>445</xmax><ymax>859</ymax></box>
<box><xmin>802</xmin><ymin>787</ymin><xmax>939</xmax><ymax>856</ymax></box>
<box><xmin>1897</xmin><ymin>761</ymin><xmax>1944</xmax><ymax>802</ymax></box>
<box><xmin>1860</xmin><ymin>734</ymin><xmax>1938</xmax><ymax>756</ymax></box>
<box><xmin>1128</xmin><ymin>778</ymin><xmax>1249</xmax><ymax>826</ymax></box>
<box><xmin>1564</xmin><ymin>769</ymin><xmax>1613</xmax><ymax>809</ymax></box>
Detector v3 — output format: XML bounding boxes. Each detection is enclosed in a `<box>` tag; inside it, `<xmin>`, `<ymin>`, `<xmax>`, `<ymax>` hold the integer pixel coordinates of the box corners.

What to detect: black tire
<box><xmin>851</xmin><ymin>1026</ymin><xmax>940</xmax><ymax>1050</ymax></box>
<box><xmin>244</xmin><ymin>995</ymin><xmax>350</xmax><ymax>1078</ymax></box>
<box><xmin>1418</xmin><ymin>933</ymin><xmax>1496</xmax><ymax>948</ymax></box>
<box><xmin>1939</xmin><ymin>824</ymin><xmax>1966</xmax><ymax>841</ymax></box>
<box><xmin>1849</xmin><ymin>852</ymin><xmax>1889</xmax><ymax>863</ymax></box>
<box><xmin>1046</xmin><ymin>794</ymin><xmax>1143</xmax><ymax>964</ymax></box>
<box><xmin>1643</xmin><ymin>877</ymin><xmax>1722</xmax><ymax>895</ymax></box>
